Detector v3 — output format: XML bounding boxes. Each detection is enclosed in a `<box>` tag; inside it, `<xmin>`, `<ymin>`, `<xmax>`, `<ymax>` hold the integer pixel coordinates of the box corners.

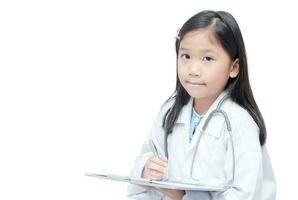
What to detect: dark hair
<box><xmin>162</xmin><ymin>10</ymin><xmax>266</xmax><ymax>146</ymax></box>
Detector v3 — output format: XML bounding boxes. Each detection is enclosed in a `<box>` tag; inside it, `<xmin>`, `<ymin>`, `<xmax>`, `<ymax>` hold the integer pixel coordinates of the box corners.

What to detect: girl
<box><xmin>127</xmin><ymin>10</ymin><xmax>276</xmax><ymax>200</ymax></box>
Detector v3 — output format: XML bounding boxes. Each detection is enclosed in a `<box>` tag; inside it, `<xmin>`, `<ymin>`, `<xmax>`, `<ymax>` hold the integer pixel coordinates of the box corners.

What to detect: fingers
<box><xmin>155</xmin><ymin>188</ymin><xmax>185</xmax><ymax>199</ymax></box>
<box><xmin>147</xmin><ymin>169</ymin><xmax>164</xmax><ymax>180</ymax></box>
<box><xmin>144</xmin><ymin>156</ymin><xmax>168</xmax><ymax>180</ymax></box>
<box><xmin>147</xmin><ymin>160</ymin><xmax>167</xmax><ymax>172</ymax></box>
<box><xmin>149</xmin><ymin>156</ymin><xmax>168</xmax><ymax>168</ymax></box>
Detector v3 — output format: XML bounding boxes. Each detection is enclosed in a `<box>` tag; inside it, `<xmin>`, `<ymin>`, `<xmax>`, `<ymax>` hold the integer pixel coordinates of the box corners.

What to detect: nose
<box><xmin>189</xmin><ymin>61</ymin><xmax>201</xmax><ymax>77</ymax></box>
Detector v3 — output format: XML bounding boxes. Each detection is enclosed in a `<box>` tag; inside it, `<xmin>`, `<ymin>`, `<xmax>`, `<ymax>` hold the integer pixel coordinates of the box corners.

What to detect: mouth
<box><xmin>186</xmin><ymin>81</ymin><xmax>206</xmax><ymax>86</ymax></box>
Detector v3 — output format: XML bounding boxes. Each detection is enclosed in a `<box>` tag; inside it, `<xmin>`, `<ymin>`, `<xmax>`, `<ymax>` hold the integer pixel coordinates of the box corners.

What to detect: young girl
<box><xmin>127</xmin><ymin>10</ymin><xmax>276</xmax><ymax>200</ymax></box>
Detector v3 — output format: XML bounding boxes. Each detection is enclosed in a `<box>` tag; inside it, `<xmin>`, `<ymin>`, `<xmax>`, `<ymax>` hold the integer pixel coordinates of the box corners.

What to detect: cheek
<box><xmin>206</xmin><ymin>68</ymin><xmax>230</xmax><ymax>86</ymax></box>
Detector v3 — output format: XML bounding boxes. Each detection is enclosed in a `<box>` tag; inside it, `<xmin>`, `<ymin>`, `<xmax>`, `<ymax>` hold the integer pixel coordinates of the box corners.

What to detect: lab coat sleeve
<box><xmin>209</xmin><ymin>112</ymin><xmax>263</xmax><ymax>200</ymax></box>
<box><xmin>127</xmin><ymin>103</ymin><xmax>170</xmax><ymax>200</ymax></box>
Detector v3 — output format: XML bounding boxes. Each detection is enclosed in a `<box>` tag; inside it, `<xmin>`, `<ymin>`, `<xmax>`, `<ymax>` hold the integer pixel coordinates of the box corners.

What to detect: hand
<box><xmin>143</xmin><ymin>156</ymin><xmax>185</xmax><ymax>200</ymax></box>
<box><xmin>144</xmin><ymin>155</ymin><xmax>168</xmax><ymax>180</ymax></box>
<box><xmin>155</xmin><ymin>188</ymin><xmax>185</xmax><ymax>200</ymax></box>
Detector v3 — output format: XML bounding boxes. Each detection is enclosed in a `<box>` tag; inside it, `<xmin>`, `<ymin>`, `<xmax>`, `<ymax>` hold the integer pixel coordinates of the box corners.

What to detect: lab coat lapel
<box><xmin>176</xmin><ymin>97</ymin><xmax>193</xmax><ymax>146</ymax></box>
<box><xmin>187</xmin><ymin>91</ymin><xmax>228</xmax><ymax>152</ymax></box>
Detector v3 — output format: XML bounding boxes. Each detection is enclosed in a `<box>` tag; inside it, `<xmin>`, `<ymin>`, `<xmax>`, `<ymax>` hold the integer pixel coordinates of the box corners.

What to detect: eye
<box><xmin>202</xmin><ymin>56</ymin><xmax>214</xmax><ymax>62</ymax></box>
<box><xmin>180</xmin><ymin>53</ymin><xmax>190</xmax><ymax>60</ymax></box>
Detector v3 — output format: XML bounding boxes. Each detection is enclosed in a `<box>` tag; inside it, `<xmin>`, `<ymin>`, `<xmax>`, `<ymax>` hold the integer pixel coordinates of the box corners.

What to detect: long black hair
<box><xmin>162</xmin><ymin>10</ymin><xmax>266</xmax><ymax>146</ymax></box>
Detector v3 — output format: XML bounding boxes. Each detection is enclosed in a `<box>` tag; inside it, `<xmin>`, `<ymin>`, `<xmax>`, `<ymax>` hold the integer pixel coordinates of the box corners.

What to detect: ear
<box><xmin>229</xmin><ymin>58</ymin><xmax>239</xmax><ymax>78</ymax></box>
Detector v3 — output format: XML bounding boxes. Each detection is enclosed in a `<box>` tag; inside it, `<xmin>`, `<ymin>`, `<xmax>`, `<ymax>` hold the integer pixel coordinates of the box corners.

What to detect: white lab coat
<box><xmin>127</xmin><ymin>90</ymin><xmax>276</xmax><ymax>200</ymax></box>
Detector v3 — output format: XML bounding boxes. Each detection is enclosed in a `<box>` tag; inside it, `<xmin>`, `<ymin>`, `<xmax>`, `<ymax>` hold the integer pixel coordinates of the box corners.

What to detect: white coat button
<box><xmin>194</xmin><ymin>117</ymin><xmax>200</xmax><ymax>123</ymax></box>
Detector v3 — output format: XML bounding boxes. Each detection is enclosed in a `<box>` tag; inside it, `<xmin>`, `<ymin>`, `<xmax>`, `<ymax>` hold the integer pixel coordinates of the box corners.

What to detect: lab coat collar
<box><xmin>176</xmin><ymin>90</ymin><xmax>229</xmax><ymax>139</ymax></box>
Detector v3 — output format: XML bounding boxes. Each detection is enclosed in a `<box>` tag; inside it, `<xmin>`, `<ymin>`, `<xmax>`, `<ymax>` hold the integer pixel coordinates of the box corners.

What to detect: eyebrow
<box><xmin>179</xmin><ymin>47</ymin><xmax>215</xmax><ymax>53</ymax></box>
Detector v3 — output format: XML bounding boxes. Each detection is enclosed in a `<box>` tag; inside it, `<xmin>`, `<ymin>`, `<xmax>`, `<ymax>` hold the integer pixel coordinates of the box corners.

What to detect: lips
<box><xmin>186</xmin><ymin>80</ymin><xmax>206</xmax><ymax>85</ymax></box>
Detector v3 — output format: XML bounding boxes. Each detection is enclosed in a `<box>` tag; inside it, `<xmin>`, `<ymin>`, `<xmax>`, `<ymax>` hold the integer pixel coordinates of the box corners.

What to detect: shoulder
<box><xmin>148</xmin><ymin>97</ymin><xmax>175</xmax><ymax>142</ymax></box>
<box><xmin>223</xmin><ymin>98</ymin><xmax>258</xmax><ymax>129</ymax></box>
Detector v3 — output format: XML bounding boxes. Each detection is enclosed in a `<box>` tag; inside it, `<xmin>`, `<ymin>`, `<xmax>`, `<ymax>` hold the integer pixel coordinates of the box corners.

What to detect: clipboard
<box><xmin>85</xmin><ymin>173</ymin><xmax>229</xmax><ymax>192</ymax></box>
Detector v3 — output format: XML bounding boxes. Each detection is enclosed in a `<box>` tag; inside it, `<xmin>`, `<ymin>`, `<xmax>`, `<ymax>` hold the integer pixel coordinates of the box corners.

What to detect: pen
<box><xmin>149</xmin><ymin>139</ymin><xmax>159</xmax><ymax>158</ymax></box>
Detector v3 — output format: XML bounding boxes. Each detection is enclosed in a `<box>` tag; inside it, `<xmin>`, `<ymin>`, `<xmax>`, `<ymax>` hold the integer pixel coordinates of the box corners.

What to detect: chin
<box><xmin>187</xmin><ymin>92</ymin><xmax>207</xmax><ymax>99</ymax></box>
<box><xmin>187</xmin><ymin>89</ymin><xmax>213</xmax><ymax>99</ymax></box>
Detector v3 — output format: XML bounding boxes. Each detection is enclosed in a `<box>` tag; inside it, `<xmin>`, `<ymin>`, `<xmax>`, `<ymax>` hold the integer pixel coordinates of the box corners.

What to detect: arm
<box><xmin>127</xmin><ymin>103</ymin><xmax>171</xmax><ymax>199</ymax></box>
<box><xmin>127</xmin><ymin>99</ymin><xmax>187</xmax><ymax>200</ymax></box>
<box><xmin>126</xmin><ymin>131</ymin><xmax>165</xmax><ymax>199</ymax></box>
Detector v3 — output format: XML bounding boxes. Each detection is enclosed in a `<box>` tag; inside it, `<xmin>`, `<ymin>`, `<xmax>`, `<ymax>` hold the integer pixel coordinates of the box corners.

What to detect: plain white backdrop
<box><xmin>0</xmin><ymin>0</ymin><xmax>297</xmax><ymax>199</ymax></box>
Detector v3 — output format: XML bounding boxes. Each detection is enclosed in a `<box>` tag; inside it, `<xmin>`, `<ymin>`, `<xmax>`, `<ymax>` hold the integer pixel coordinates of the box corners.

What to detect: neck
<box><xmin>193</xmin><ymin>95</ymin><xmax>219</xmax><ymax>115</ymax></box>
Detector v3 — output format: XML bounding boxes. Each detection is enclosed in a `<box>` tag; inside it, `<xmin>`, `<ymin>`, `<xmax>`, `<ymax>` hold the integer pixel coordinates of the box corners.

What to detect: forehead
<box><xmin>179</xmin><ymin>28</ymin><xmax>223</xmax><ymax>53</ymax></box>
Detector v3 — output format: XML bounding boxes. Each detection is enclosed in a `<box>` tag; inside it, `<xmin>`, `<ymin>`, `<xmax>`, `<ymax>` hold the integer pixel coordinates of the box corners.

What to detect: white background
<box><xmin>0</xmin><ymin>0</ymin><xmax>297</xmax><ymax>199</ymax></box>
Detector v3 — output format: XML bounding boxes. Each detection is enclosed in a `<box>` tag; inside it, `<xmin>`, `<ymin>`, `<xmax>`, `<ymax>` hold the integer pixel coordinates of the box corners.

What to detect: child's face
<box><xmin>177</xmin><ymin>27</ymin><xmax>238</xmax><ymax>101</ymax></box>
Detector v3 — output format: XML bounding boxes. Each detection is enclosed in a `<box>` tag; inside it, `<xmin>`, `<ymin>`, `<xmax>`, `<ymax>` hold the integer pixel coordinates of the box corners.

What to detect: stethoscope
<box><xmin>164</xmin><ymin>94</ymin><xmax>236</xmax><ymax>188</ymax></box>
